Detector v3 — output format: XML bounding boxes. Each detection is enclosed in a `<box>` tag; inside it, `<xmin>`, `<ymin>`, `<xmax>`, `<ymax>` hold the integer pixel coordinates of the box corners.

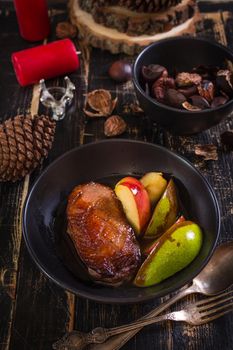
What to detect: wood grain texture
<box><xmin>0</xmin><ymin>3</ymin><xmax>232</xmax><ymax>350</ymax></box>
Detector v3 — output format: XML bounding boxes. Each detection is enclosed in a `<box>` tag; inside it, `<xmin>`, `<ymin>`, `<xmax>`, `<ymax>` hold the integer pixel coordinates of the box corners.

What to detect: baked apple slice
<box><xmin>115</xmin><ymin>176</ymin><xmax>151</xmax><ymax>236</ymax></box>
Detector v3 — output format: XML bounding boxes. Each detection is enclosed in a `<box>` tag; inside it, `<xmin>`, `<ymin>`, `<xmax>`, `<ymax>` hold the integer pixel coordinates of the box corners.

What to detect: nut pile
<box><xmin>141</xmin><ymin>64</ymin><xmax>233</xmax><ymax>111</ymax></box>
<box><xmin>83</xmin><ymin>89</ymin><xmax>127</xmax><ymax>137</ymax></box>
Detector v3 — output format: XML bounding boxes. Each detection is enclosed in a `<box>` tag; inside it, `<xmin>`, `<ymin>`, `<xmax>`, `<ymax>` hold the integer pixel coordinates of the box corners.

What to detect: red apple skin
<box><xmin>117</xmin><ymin>177</ymin><xmax>151</xmax><ymax>234</ymax></box>
<box><xmin>142</xmin><ymin>215</ymin><xmax>186</xmax><ymax>255</ymax></box>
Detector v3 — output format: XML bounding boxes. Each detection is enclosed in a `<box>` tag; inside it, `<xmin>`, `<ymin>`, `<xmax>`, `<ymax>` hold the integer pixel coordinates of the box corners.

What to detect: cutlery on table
<box><xmin>53</xmin><ymin>242</ymin><xmax>233</xmax><ymax>350</ymax></box>
<box><xmin>53</xmin><ymin>288</ymin><xmax>233</xmax><ymax>349</ymax></box>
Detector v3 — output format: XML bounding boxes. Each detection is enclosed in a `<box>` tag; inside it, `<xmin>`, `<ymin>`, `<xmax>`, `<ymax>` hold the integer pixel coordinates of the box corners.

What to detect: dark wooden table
<box><xmin>1</xmin><ymin>2</ymin><xmax>233</xmax><ymax>350</ymax></box>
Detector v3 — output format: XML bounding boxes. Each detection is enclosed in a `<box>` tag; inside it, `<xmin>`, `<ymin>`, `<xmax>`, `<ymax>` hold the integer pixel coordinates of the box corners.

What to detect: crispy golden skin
<box><xmin>66</xmin><ymin>182</ymin><xmax>141</xmax><ymax>285</ymax></box>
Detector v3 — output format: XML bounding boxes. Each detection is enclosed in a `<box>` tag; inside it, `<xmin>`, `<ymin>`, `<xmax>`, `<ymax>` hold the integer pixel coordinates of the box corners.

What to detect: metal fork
<box><xmin>53</xmin><ymin>290</ymin><xmax>233</xmax><ymax>350</ymax></box>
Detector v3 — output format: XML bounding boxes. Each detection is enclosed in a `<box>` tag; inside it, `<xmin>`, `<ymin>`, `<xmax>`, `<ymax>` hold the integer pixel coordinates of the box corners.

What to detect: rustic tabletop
<box><xmin>1</xmin><ymin>2</ymin><xmax>233</xmax><ymax>350</ymax></box>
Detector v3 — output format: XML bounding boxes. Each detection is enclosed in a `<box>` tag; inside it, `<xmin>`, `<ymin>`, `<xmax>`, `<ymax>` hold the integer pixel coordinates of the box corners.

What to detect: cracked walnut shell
<box><xmin>84</xmin><ymin>89</ymin><xmax>118</xmax><ymax>117</ymax></box>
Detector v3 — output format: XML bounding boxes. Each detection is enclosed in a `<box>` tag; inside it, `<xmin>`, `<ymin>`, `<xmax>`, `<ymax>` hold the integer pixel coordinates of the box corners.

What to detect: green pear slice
<box><xmin>144</xmin><ymin>178</ymin><xmax>178</xmax><ymax>239</ymax></box>
<box><xmin>134</xmin><ymin>221</ymin><xmax>203</xmax><ymax>287</ymax></box>
<box><xmin>142</xmin><ymin>215</ymin><xmax>186</xmax><ymax>256</ymax></box>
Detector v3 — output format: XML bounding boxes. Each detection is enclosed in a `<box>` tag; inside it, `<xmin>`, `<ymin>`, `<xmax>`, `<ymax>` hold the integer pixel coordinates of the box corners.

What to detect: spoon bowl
<box><xmin>192</xmin><ymin>242</ymin><xmax>233</xmax><ymax>295</ymax></box>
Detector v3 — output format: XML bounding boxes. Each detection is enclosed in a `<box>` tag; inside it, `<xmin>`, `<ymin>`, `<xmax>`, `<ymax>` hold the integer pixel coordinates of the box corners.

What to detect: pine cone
<box><xmin>0</xmin><ymin>114</ymin><xmax>56</xmax><ymax>182</ymax></box>
<box><xmin>79</xmin><ymin>0</ymin><xmax>181</xmax><ymax>13</ymax></box>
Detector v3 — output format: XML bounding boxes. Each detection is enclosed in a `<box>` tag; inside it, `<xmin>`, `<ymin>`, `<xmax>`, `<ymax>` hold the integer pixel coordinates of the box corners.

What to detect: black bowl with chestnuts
<box><xmin>133</xmin><ymin>37</ymin><xmax>233</xmax><ymax>135</ymax></box>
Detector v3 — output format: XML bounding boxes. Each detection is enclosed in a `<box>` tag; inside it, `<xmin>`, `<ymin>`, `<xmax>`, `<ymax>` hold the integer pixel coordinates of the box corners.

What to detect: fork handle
<box><xmin>89</xmin><ymin>284</ymin><xmax>196</xmax><ymax>350</ymax></box>
<box><xmin>105</xmin><ymin>312</ymin><xmax>177</xmax><ymax>337</ymax></box>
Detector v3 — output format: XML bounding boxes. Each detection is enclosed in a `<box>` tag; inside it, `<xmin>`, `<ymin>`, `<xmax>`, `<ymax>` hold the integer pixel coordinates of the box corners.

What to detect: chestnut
<box><xmin>141</xmin><ymin>64</ymin><xmax>167</xmax><ymax>83</ymax></box>
<box><xmin>211</xmin><ymin>96</ymin><xmax>228</xmax><ymax>108</ymax></box>
<box><xmin>108</xmin><ymin>60</ymin><xmax>132</xmax><ymax>83</ymax></box>
<box><xmin>189</xmin><ymin>95</ymin><xmax>210</xmax><ymax>109</ymax></box>
<box><xmin>178</xmin><ymin>85</ymin><xmax>198</xmax><ymax>98</ymax></box>
<box><xmin>165</xmin><ymin>89</ymin><xmax>186</xmax><ymax>108</ymax></box>
<box><xmin>192</xmin><ymin>65</ymin><xmax>219</xmax><ymax>80</ymax></box>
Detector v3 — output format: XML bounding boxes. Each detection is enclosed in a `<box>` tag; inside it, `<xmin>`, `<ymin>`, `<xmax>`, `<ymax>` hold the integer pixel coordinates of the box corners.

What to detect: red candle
<box><xmin>14</xmin><ymin>0</ymin><xmax>50</xmax><ymax>41</ymax></box>
<box><xmin>12</xmin><ymin>39</ymin><xmax>80</xmax><ymax>87</ymax></box>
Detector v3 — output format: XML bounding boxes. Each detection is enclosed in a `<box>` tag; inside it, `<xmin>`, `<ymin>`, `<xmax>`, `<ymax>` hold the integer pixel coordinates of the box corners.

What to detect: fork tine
<box><xmin>199</xmin><ymin>306</ymin><xmax>233</xmax><ymax>324</ymax></box>
<box><xmin>200</xmin><ymin>298</ymin><xmax>233</xmax><ymax>317</ymax></box>
<box><xmin>195</xmin><ymin>290</ymin><xmax>233</xmax><ymax>307</ymax></box>
<box><xmin>198</xmin><ymin>293</ymin><xmax>233</xmax><ymax>312</ymax></box>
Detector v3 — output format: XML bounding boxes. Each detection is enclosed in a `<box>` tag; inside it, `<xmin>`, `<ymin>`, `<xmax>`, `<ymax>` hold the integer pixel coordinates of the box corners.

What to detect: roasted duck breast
<box><xmin>66</xmin><ymin>182</ymin><xmax>141</xmax><ymax>285</ymax></box>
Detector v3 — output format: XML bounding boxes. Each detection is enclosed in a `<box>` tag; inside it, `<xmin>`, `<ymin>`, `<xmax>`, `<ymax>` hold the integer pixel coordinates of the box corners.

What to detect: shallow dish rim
<box><xmin>22</xmin><ymin>139</ymin><xmax>221</xmax><ymax>303</ymax></box>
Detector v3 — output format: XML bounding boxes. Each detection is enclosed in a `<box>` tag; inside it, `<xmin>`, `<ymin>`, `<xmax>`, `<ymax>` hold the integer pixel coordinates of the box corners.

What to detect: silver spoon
<box><xmin>53</xmin><ymin>242</ymin><xmax>233</xmax><ymax>350</ymax></box>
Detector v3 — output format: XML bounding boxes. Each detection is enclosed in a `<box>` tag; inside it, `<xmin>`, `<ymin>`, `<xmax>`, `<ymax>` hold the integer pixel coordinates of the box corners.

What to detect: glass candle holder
<box><xmin>40</xmin><ymin>76</ymin><xmax>76</xmax><ymax>121</ymax></box>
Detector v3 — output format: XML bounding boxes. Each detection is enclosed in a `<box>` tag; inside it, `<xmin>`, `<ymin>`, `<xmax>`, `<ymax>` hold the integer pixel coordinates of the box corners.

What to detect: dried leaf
<box><xmin>194</xmin><ymin>144</ymin><xmax>218</xmax><ymax>160</ymax></box>
<box><xmin>85</xmin><ymin>89</ymin><xmax>117</xmax><ymax>116</ymax></box>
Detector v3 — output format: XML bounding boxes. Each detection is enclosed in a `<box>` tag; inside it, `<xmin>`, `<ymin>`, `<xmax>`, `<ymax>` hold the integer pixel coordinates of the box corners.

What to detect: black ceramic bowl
<box><xmin>133</xmin><ymin>37</ymin><xmax>233</xmax><ymax>135</ymax></box>
<box><xmin>23</xmin><ymin>140</ymin><xmax>220</xmax><ymax>303</ymax></box>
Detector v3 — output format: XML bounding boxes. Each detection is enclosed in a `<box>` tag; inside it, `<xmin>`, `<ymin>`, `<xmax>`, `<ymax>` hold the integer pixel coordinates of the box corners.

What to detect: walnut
<box><xmin>56</xmin><ymin>22</ymin><xmax>77</xmax><ymax>39</ymax></box>
<box><xmin>84</xmin><ymin>89</ymin><xmax>118</xmax><ymax>117</ymax></box>
<box><xmin>176</xmin><ymin>72</ymin><xmax>202</xmax><ymax>87</ymax></box>
<box><xmin>104</xmin><ymin>115</ymin><xmax>127</xmax><ymax>137</ymax></box>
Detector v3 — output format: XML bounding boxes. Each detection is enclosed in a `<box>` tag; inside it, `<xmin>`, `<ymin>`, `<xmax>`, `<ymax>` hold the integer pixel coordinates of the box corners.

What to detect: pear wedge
<box><xmin>142</xmin><ymin>215</ymin><xmax>186</xmax><ymax>256</ymax></box>
<box><xmin>134</xmin><ymin>221</ymin><xmax>203</xmax><ymax>287</ymax></box>
<box><xmin>144</xmin><ymin>178</ymin><xmax>178</xmax><ymax>239</ymax></box>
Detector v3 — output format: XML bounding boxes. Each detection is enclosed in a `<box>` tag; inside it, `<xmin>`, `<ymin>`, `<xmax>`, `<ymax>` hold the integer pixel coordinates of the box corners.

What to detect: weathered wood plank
<box><xmin>0</xmin><ymin>5</ymin><xmax>233</xmax><ymax>350</ymax></box>
<box><xmin>6</xmin><ymin>11</ymin><xmax>87</xmax><ymax>350</ymax></box>
<box><xmin>0</xmin><ymin>9</ymin><xmax>34</xmax><ymax>350</ymax></box>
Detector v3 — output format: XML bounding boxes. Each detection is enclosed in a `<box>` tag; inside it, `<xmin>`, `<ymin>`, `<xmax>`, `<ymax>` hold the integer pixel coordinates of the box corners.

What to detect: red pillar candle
<box><xmin>12</xmin><ymin>39</ymin><xmax>80</xmax><ymax>87</ymax></box>
<box><xmin>14</xmin><ymin>0</ymin><xmax>50</xmax><ymax>41</ymax></box>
